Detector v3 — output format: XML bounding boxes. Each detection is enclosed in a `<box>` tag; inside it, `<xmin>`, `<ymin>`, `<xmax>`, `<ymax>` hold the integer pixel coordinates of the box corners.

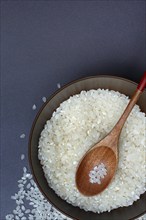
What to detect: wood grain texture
<box><xmin>76</xmin><ymin>147</ymin><xmax>117</xmax><ymax>196</ymax></box>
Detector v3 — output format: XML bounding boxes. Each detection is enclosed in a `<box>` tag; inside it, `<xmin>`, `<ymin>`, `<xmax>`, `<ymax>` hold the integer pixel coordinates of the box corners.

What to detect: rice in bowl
<box><xmin>38</xmin><ymin>89</ymin><xmax>146</xmax><ymax>213</ymax></box>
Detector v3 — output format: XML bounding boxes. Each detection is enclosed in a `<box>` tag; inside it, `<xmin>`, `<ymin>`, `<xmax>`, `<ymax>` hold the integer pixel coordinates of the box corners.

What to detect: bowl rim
<box><xmin>28</xmin><ymin>75</ymin><xmax>146</xmax><ymax>220</ymax></box>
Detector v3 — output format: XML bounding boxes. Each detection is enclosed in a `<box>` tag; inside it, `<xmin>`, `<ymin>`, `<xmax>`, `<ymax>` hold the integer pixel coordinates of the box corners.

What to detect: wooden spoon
<box><xmin>76</xmin><ymin>72</ymin><xmax>146</xmax><ymax>196</ymax></box>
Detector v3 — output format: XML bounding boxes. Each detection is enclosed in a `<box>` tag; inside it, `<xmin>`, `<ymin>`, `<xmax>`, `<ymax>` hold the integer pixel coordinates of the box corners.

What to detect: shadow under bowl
<box><xmin>29</xmin><ymin>75</ymin><xmax>146</xmax><ymax>220</ymax></box>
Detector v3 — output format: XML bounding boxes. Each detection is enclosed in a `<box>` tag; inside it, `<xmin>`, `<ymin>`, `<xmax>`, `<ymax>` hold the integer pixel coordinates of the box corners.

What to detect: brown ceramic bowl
<box><xmin>29</xmin><ymin>75</ymin><xmax>146</xmax><ymax>220</ymax></box>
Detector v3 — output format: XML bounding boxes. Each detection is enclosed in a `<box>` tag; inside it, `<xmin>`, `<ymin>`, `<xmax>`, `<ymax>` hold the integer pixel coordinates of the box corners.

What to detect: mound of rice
<box><xmin>38</xmin><ymin>89</ymin><xmax>146</xmax><ymax>213</ymax></box>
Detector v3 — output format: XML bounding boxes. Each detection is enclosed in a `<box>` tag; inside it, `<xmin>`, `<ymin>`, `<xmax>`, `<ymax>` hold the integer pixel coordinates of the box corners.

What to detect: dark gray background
<box><xmin>1</xmin><ymin>1</ymin><xmax>146</xmax><ymax>219</ymax></box>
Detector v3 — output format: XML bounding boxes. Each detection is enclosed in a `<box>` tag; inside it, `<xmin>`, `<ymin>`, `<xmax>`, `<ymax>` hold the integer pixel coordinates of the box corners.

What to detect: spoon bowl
<box><xmin>76</xmin><ymin>146</ymin><xmax>117</xmax><ymax>196</ymax></box>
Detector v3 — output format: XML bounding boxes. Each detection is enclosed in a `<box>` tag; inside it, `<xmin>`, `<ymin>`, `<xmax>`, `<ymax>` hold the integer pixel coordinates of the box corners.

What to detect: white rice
<box><xmin>57</xmin><ymin>83</ymin><xmax>61</xmax><ymax>89</ymax></box>
<box><xmin>89</xmin><ymin>163</ymin><xmax>107</xmax><ymax>184</ymax></box>
<box><xmin>32</xmin><ymin>104</ymin><xmax>36</xmax><ymax>110</ymax></box>
<box><xmin>38</xmin><ymin>89</ymin><xmax>146</xmax><ymax>213</ymax></box>
<box><xmin>6</xmin><ymin>167</ymin><xmax>70</xmax><ymax>220</ymax></box>
<box><xmin>21</xmin><ymin>154</ymin><xmax>25</xmax><ymax>160</ymax></box>
<box><xmin>42</xmin><ymin>96</ymin><xmax>47</xmax><ymax>103</ymax></box>
<box><xmin>20</xmin><ymin>134</ymin><xmax>25</xmax><ymax>139</ymax></box>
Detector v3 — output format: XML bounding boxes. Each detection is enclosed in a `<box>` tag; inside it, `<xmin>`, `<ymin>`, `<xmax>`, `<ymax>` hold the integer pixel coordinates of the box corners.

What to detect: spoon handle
<box><xmin>112</xmin><ymin>72</ymin><xmax>146</xmax><ymax>135</ymax></box>
<box><xmin>137</xmin><ymin>72</ymin><xmax>146</xmax><ymax>92</ymax></box>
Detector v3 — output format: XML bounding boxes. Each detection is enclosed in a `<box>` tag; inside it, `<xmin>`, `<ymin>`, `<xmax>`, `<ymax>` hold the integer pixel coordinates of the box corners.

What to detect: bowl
<box><xmin>29</xmin><ymin>75</ymin><xmax>146</xmax><ymax>220</ymax></box>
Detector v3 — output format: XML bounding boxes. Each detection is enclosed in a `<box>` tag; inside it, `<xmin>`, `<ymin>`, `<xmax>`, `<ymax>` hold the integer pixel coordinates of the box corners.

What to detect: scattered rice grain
<box><xmin>42</xmin><ymin>97</ymin><xmax>47</xmax><ymax>103</ymax></box>
<box><xmin>20</xmin><ymin>134</ymin><xmax>25</xmax><ymax>139</ymax></box>
<box><xmin>32</xmin><ymin>104</ymin><xmax>36</xmax><ymax>110</ymax></box>
<box><xmin>57</xmin><ymin>83</ymin><xmax>61</xmax><ymax>89</ymax></box>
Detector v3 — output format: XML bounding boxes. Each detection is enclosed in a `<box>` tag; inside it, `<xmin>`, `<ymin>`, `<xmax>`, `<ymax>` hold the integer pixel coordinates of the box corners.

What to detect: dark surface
<box><xmin>29</xmin><ymin>76</ymin><xmax>146</xmax><ymax>220</ymax></box>
<box><xmin>0</xmin><ymin>1</ymin><xmax>146</xmax><ymax>219</ymax></box>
